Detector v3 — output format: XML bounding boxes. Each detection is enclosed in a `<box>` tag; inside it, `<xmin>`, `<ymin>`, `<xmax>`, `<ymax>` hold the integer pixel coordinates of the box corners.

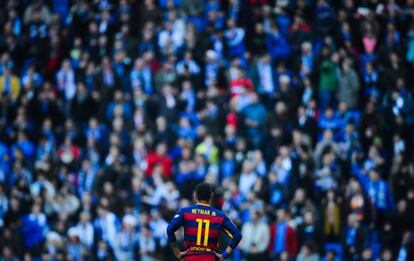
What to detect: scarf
<box><xmin>274</xmin><ymin>222</ymin><xmax>287</xmax><ymax>254</ymax></box>
<box><xmin>345</xmin><ymin>227</ymin><xmax>356</xmax><ymax>246</ymax></box>
<box><xmin>369</xmin><ymin>180</ymin><xmax>387</xmax><ymax>210</ymax></box>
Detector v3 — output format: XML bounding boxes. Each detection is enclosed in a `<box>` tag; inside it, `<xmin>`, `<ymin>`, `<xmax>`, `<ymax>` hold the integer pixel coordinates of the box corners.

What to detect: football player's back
<box><xmin>181</xmin><ymin>203</ymin><xmax>227</xmax><ymax>252</ymax></box>
<box><xmin>167</xmin><ymin>183</ymin><xmax>242</xmax><ymax>261</ymax></box>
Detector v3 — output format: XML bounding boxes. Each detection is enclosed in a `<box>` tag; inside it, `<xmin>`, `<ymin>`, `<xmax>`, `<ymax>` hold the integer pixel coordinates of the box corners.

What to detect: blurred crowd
<box><xmin>0</xmin><ymin>0</ymin><xmax>414</xmax><ymax>260</ymax></box>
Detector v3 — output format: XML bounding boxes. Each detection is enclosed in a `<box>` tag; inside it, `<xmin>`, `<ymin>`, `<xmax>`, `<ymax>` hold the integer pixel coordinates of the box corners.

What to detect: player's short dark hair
<box><xmin>195</xmin><ymin>182</ymin><xmax>213</xmax><ymax>202</ymax></box>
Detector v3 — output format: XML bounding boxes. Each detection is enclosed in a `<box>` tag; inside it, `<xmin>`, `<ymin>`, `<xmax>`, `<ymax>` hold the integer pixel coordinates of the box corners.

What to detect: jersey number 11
<box><xmin>195</xmin><ymin>218</ymin><xmax>210</xmax><ymax>246</ymax></box>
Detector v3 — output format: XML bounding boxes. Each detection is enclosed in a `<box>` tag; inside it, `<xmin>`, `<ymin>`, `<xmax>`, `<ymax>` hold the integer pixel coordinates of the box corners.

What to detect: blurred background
<box><xmin>0</xmin><ymin>0</ymin><xmax>414</xmax><ymax>260</ymax></box>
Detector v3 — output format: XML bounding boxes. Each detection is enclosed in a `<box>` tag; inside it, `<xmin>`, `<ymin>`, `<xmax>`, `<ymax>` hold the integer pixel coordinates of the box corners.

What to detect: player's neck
<box><xmin>196</xmin><ymin>201</ymin><xmax>211</xmax><ymax>207</ymax></box>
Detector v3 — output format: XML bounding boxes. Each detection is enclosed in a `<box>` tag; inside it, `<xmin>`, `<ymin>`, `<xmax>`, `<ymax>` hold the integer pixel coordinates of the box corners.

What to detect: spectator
<box><xmin>181</xmin><ymin>0</ymin><xmax>204</xmax><ymax>18</ymax></box>
<box><xmin>195</xmin><ymin>135</ymin><xmax>219</xmax><ymax>165</ymax></box>
<box><xmin>96</xmin><ymin>57</ymin><xmax>120</xmax><ymax>105</ymax></box>
<box><xmin>241</xmin><ymin>92</ymin><xmax>267</xmax><ymax>147</ymax></box>
<box><xmin>314</xmin><ymin>152</ymin><xmax>340</xmax><ymax>193</ymax></box>
<box><xmin>56</xmin><ymin>59</ymin><xmax>76</xmax><ymax>102</ymax></box>
<box><xmin>266</xmin><ymin>22</ymin><xmax>291</xmax><ymax>61</ymax></box>
<box><xmin>66</xmin><ymin>227</ymin><xmax>85</xmax><ymax>260</ymax></box>
<box><xmin>250</xmin><ymin>22</ymin><xmax>267</xmax><ymax>56</ymax></box>
<box><xmin>114</xmin><ymin>214</ymin><xmax>139</xmax><ymax>261</ymax></box>
<box><xmin>322</xmin><ymin>249</ymin><xmax>340</xmax><ymax>261</ymax></box>
<box><xmin>229</xmin><ymin>65</ymin><xmax>253</xmax><ymax>107</ymax></box>
<box><xmin>297</xmin><ymin>244</ymin><xmax>320</xmax><ymax>261</ymax></box>
<box><xmin>240</xmin><ymin>209</ymin><xmax>270</xmax><ymax>261</ymax></box>
<box><xmin>95</xmin><ymin>240</ymin><xmax>115</xmax><ymax>261</ymax></box>
<box><xmin>252</xmin><ymin>53</ymin><xmax>276</xmax><ymax>100</ymax></box>
<box><xmin>139</xmin><ymin>0</ymin><xmax>161</xmax><ymax>29</ymax></box>
<box><xmin>158</xmin><ymin>21</ymin><xmax>184</xmax><ymax>56</ymax></box>
<box><xmin>130</xmin><ymin>57</ymin><xmax>153</xmax><ymax>95</ymax></box>
<box><xmin>337</xmin><ymin>58</ymin><xmax>360</xmax><ymax>109</ymax></box>
<box><xmin>343</xmin><ymin>214</ymin><xmax>366</xmax><ymax>260</ymax></box>
<box><xmin>239</xmin><ymin>160</ymin><xmax>258</xmax><ymax>197</ymax></box>
<box><xmin>315</xmin><ymin>0</ymin><xmax>336</xmax><ymax>35</ymax></box>
<box><xmin>323</xmin><ymin>190</ymin><xmax>341</xmax><ymax>242</ymax></box>
<box><xmin>362</xmin><ymin>62</ymin><xmax>380</xmax><ymax>101</ymax></box>
<box><xmin>176</xmin><ymin>51</ymin><xmax>200</xmax><ymax>76</ymax></box>
<box><xmin>139</xmin><ymin>226</ymin><xmax>156</xmax><ymax>261</ymax></box>
<box><xmin>21</xmin><ymin>203</ymin><xmax>48</xmax><ymax>256</ymax></box>
<box><xmin>146</xmin><ymin>143</ymin><xmax>173</xmax><ymax>178</ymax></box>
<box><xmin>0</xmin><ymin>64</ymin><xmax>20</xmax><ymax>102</ymax></box>
<box><xmin>289</xmin><ymin>189</ymin><xmax>317</xmax><ymax>226</ymax></box>
<box><xmin>42</xmin><ymin>232</ymin><xmax>65</xmax><ymax>261</ymax></box>
<box><xmin>269</xmin><ymin>209</ymin><xmax>299</xmax><ymax>258</ymax></box>
<box><xmin>94</xmin><ymin>205</ymin><xmax>118</xmax><ymax>249</ymax></box>
<box><xmin>352</xmin><ymin>163</ymin><xmax>394</xmax><ymax>226</ymax></box>
<box><xmin>318</xmin><ymin>51</ymin><xmax>337</xmax><ymax>110</ymax></box>
<box><xmin>0</xmin><ymin>245</ymin><xmax>19</xmax><ymax>261</ymax></box>
<box><xmin>225</xmin><ymin>19</ymin><xmax>246</xmax><ymax>59</ymax></box>
<box><xmin>75</xmin><ymin>211</ymin><xmax>94</xmax><ymax>251</ymax></box>
<box><xmin>299</xmin><ymin>42</ymin><xmax>314</xmax><ymax>79</ymax></box>
<box><xmin>0</xmin><ymin>186</ymin><xmax>7</xmax><ymax>228</ymax></box>
<box><xmin>148</xmin><ymin>210</ymin><xmax>168</xmax><ymax>250</ymax></box>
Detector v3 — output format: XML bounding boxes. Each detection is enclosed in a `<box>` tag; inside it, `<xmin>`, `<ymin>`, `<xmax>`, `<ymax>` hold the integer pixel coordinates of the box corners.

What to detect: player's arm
<box><xmin>166</xmin><ymin>209</ymin><xmax>187</xmax><ymax>260</ymax></box>
<box><xmin>216</xmin><ymin>215</ymin><xmax>242</xmax><ymax>260</ymax></box>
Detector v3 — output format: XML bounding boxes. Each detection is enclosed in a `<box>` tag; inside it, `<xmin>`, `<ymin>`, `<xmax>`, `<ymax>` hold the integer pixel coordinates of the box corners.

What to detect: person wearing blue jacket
<box><xmin>21</xmin><ymin>204</ymin><xmax>48</xmax><ymax>257</ymax></box>
<box><xmin>352</xmin><ymin>163</ymin><xmax>394</xmax><ymax>227</ymax></box>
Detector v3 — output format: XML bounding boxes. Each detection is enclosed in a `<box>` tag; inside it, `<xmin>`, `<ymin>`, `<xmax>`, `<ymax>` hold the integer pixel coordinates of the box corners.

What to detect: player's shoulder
<box><xmin>205</xmin><ymin>205</ymin><xmax>228</xmax><ymax>219</ymax></box>
<box><xmin>209</xmin><ymin>207</ymin><xmax>226</xmax><ymax>217</ymax></box>
<box><xmin>177</xmin><ymin>206</ymin><xmax>194</xmax><ymax>214</ymax></box>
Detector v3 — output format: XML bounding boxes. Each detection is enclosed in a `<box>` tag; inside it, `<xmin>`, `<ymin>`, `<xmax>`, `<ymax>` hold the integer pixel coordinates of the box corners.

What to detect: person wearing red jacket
<box><xmin>229</xmin><ymin>67</ymin><xmax>253</xmax><ymax>98</ymax></box>
<box><xmin>146</xmin><ymin>142</ymin><xmax>172</xmax><ymax>178</ymax></box>
<box><xmin>269</xmin><ymin>209</ymin><xmax>299</xmax><ymax>259</ymax></box>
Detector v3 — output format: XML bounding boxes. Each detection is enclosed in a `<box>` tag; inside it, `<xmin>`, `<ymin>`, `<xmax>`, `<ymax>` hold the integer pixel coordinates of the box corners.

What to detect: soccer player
<box><xmin>166</xmin><ymin>183</ymin><xmax>242</xmax><ymax>260</ymax></box>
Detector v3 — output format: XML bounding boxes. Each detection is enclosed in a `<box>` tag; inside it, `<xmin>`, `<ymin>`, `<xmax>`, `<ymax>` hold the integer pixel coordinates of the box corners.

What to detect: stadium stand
<box><xmin>0</xmin><ymin>0</ymin><xmax>414</xmax><ymax>260</ymax></box>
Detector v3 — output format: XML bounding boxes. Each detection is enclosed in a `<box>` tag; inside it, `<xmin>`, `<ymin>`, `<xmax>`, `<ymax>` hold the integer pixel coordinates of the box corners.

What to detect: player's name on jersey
<box><xmin>191</xmin><ymin>208</ymin><xmax>217</xmax><ymax>216</ymax></box>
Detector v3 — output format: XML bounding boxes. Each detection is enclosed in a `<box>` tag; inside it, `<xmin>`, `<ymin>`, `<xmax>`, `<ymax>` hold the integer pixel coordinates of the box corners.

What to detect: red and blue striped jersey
<box><xmin>166</xmin><ymin>203</ymin><xmax>242</xmax><ymax>255</ymax></box>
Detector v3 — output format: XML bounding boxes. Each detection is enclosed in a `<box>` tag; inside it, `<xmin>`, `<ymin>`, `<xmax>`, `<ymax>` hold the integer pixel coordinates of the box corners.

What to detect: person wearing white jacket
<box><xmin>241</xmin><ymin>209</ymin><xmax>270</xmax><ymax>261</ymax></box>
